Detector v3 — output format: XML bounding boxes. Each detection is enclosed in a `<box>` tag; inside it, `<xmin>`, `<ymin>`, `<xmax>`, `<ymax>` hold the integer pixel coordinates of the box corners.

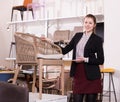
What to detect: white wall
<box><xmin>0</xmin><ymin>0</ymin><xmax>13</xmax><ymax>67</ymax></box>
<box><xmin>104</xmin><ymin>0</ymin><xmax>120</xmax><ymax>101</ymax></box>
<box><xmin>104</xmin><ymin>0</ymin><xmax>120</xmax><ymax>69</ymax></box>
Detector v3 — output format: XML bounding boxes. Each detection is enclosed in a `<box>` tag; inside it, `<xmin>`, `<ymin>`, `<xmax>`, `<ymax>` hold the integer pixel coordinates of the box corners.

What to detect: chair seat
<box><xmin>13</xmin><ymin>6</ymin><xmax>27</xmax><ymax>11</ymax></box>
<box><xmin>11</xmin><ymin>5</ymin><xmax>34</xmax><ymax>21</ymax></box>
<box><xmin>100</xmin><ymin>68</ymin><xmax>115</xmax><ymax>73</ymax></box>
<box><xmin>13</xmin><ymin>6</ymin><xmax>33</xmax><ymax>11</ymax></box>
<box><xmin>37</xmin><ymin>54</ymin><xmax>63</xmax><ymax>59</ymax></box>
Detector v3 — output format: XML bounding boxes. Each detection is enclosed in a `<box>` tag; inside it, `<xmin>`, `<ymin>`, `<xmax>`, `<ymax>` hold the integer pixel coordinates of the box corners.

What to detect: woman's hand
<box><xmin>74</xmin><ymin>57</ymin><xmax>85</xmax><ymax>63</ymax></box>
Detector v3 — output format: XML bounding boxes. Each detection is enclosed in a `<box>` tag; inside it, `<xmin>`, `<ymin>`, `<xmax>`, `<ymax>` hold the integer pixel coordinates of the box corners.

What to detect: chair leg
<box><xmin>31</xmin><ymin>9</ymin><xmax>34</xmax><ymax>19</ymax></box>
<box><xmin>110</xmin><ymin>73</ymin><xmax>117</xmax><ymax>102</ymax></box>
<box><xmin>32</xmin><ymin>66</ymin><xmax>37</xmax><ymax>92</ymax></box>
<box><xmin>27</xmin><ymin>8</ymin><xmax>34</xmax><ymax>19</ymax></box>
<box><xmin>61</xmin><ymin>63</ymin><xmax>64</xmax><ymax>95</ymax></box>
<box><xmin>20</xmin><ymin>11</ymin><xmax>24</xmax><ymax>20</ymax></box>
<box><xmin>38</xmin><ymin>59</ymin><xmax>43</xmax><ymax>99</ymax></box>
<box><xmin>11</xmin><ymin>8</ymin><xmax>14</xmax><ymax>21</ymax></box>
<box><xmin>12</xmin><ymin>65</ymin><xmax>22</xmax><ymax>84</ymax></box>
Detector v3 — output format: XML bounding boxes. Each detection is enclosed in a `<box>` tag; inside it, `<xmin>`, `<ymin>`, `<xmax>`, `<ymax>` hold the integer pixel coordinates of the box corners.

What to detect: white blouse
<box><xmin>76</xmin><ymin>33</ymin><xmax>92</xmax><ymax>59</ymax></box>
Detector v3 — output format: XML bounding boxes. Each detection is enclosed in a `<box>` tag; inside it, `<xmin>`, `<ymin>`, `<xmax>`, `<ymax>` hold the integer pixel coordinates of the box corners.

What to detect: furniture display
<box><xmin>8</xmin><ymin>2</ymin><xmax>104</xmax><ymax>99</ymax></box>
<box><xmin>13</xmin><ymin>32</ymin><xmax>64</xmax><ymax>99</ymax></box>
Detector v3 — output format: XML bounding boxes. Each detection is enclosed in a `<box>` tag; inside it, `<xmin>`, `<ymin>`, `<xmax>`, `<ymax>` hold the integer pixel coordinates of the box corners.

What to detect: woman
<box><xmin>41</xmin><ymin>14</ymin><xmax>104</xmax><ymax>102</ymax></box>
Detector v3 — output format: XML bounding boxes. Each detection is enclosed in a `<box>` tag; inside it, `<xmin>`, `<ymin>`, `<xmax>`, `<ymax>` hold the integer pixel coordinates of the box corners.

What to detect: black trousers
<box><xmin>73</xmin><ymin>94</ymin><xmax>97</xmax><ymax>102</ymax></box>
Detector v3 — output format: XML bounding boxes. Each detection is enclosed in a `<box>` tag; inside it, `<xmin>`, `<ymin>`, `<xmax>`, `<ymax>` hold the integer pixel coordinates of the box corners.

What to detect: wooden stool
<box><xmin>101</xmin><ymin>68</ymin><xmax>117</xmax><ymax>102</ymax></box>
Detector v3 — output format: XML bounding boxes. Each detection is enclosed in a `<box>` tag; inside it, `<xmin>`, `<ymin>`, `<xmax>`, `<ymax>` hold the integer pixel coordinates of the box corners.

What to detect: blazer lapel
<box><xmin>84</xmin><ymin>33</ymin><xmax>94</xmax><ymax>50</ymax></box>
<box><xmin>75</xmin><ymin>33</ymin><xmax>83</xmax><ymax>46</ymax></box>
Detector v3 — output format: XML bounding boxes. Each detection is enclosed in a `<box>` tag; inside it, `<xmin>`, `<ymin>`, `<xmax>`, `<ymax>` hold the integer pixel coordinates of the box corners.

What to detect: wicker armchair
<box><xmin>13</xmin><ymin>32</ymin><xmax>64</xmax><ymax>99</ymax></box>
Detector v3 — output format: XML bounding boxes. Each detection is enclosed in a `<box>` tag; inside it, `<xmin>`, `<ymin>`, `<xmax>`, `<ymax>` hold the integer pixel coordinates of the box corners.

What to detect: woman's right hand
<box><xmin>74</xmin><ymin>57</ymin><xmax>85</xmax><ymax>63</ymax></box>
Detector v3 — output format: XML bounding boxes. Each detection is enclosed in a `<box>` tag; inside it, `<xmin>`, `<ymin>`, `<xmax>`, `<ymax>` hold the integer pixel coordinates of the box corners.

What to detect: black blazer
<box><xmin>61</xmin><ymin>32</ymin><xmax>104</xmax><ymax>80</ymax></box>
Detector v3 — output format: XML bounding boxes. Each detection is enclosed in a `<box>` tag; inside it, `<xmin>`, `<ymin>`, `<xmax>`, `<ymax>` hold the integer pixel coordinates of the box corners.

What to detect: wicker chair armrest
<box><xmin>34</xmin><ymin>36</ymin><xmax>62</xmax><ymax>55</ymax></box>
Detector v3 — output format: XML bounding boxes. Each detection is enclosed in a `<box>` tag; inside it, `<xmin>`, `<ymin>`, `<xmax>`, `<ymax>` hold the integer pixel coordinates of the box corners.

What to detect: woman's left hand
<box><xmin>75</xmin><ymin>57</ymin><xmax>85</xmax><ymax>63</ymax></box>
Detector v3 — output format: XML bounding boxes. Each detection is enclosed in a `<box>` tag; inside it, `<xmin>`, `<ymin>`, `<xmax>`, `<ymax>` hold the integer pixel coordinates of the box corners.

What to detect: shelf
<box><xmin>7</xmin><ymin>14</ymin><xmax>104</xmax><ymax>25</ymax></box>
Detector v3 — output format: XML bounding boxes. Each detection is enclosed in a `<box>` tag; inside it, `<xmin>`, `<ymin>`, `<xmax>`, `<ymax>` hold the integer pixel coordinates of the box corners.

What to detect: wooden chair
<box><xmin>53</xmin><ymin>30</ymin><xmax>70</xmax><ymax>46</ymax></box>
<box><xmin>13</xmin><ymin>32</ymin><xmax>64</xmax><ymax>99</ymax></box>
<box><xmin>11</xmin><ymin>0</ymin><xmax>34</xmax><ymax>21</ymax></box>
<box><xmin>53</xmin><ymin>30</ymin><xmax>70</xmax><ymax>58</ymax></box>
<box><xmin>69</xmin><ymin>26</ymin><xmax>83</xmax><ymax>41</ymax></box>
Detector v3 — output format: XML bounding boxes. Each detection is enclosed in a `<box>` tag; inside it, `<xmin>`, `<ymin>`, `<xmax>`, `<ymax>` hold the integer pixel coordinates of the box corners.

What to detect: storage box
<box><xmin>0</xmin><ymin>71</ymin><xmax>14</xmax><ymax>82</ymax></box>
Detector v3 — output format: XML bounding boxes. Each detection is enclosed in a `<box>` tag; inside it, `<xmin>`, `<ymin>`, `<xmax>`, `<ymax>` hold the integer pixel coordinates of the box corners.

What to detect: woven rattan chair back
<box><xmin>53</xmin><ymin>30</ymin><xmax>70</xmax><ymax>43</ymax></box>
<box><xmin>14</xmin><ymin>34</ymin><xmax>37</xmax><ymax>65</ymax></box>
<box><xmin>15</xmin><ymin>32</ymin><xmax>62</xmax><ymax>55</ymax></box>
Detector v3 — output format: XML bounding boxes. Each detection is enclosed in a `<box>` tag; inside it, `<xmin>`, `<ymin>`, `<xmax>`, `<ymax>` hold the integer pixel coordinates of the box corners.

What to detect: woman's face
<box><xmin>83</xmin><ymin>17</ymin><xmax>96</xmax><ymax>33</ymax></box>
